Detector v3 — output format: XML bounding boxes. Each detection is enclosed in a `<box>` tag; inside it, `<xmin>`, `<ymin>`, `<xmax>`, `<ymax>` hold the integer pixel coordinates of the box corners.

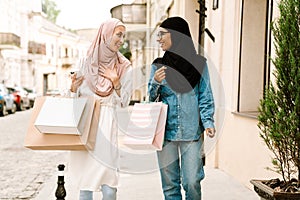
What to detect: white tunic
<box><xmin>68</xmin><ymin>66</ymin><xmax>132</xmax><ymax>191</ymax></box>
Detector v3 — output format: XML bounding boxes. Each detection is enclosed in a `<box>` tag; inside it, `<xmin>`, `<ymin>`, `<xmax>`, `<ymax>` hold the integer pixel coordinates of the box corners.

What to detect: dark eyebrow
<box><xmin>116</xmin><ymin>32</ymin><xmax>125</xmax><ymax>37</ymax></box>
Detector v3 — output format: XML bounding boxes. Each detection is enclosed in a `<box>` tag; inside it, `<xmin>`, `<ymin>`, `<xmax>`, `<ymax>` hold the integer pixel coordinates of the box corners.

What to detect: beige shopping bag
<box><xmin>123</xmin><ymin>102</ymin><xmax>168</xmax><ymax>151</ymax></box>
<box><xmin>24</xmin><ymin>96</ymin><xmax>100</xmax><ymax>150</ymax></box>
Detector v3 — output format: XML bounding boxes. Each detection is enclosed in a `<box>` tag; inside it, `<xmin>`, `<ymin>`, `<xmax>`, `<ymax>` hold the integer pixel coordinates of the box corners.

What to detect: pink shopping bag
<box><xmin>123</xmin><ymin>102</ymin><xmax>168</xmax><ymax>151</ymax></box>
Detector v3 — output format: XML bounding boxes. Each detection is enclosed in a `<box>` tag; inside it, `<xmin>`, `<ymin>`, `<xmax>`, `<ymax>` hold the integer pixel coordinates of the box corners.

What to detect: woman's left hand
<box><xmin>205</xmin><ymin>128</ymin><xmax>216</xmax><ymax>138</ymax></box>
<box><xmin>99</xmin><ymin>65</ymin><xmax>120</xmax><ymax>86</ymax></box>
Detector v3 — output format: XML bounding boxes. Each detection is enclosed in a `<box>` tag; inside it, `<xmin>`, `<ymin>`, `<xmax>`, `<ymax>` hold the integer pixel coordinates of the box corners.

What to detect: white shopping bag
<box><xmin>34</xmin><ymin>97</ymin><xmax>88</xmax><ymax>135</ymax></box>
<box><xmin>123</xmin><ymin>102</ymin><xmax>168</xmax><ymax>151</ymax></box>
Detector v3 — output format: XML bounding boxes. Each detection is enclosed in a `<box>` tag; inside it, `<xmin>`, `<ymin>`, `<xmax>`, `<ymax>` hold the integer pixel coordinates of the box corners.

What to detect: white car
<box><xmin>0</xmin><ymin>84</ymin><xmax>17</xmax><ymax>116</ymax></box>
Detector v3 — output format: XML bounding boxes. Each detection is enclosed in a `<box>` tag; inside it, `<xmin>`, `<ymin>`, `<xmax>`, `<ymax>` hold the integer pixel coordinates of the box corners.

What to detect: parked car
<box><xmin>0</xmin><ymin>84</ymin><xmax>17</xmax><ymax>116</ymax></box>
<box><xmin>7</xmin><ymin>86</ymin><xmax>30</xmax><ymax>111</ymax></box>
<box><xmin>24</xmin><ymin>87</ymin><xmax>37</xmax><ymax>107</ymax></box>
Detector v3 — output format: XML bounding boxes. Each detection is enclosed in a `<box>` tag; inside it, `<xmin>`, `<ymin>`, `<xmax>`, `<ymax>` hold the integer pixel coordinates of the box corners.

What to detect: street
<box><xmin>0</xmin><ymin>109</ymin><xmax>68</xmax><ymax>200</ymax></box>
<box><xmin>0</xmin><ymin>108</ymin><xmax>259</xmax><ymax>200</ymax></box>
<box><xmin>0</xmin><ymin>107</ymin><xmax>163</xmax><ymax>200</ymax></box>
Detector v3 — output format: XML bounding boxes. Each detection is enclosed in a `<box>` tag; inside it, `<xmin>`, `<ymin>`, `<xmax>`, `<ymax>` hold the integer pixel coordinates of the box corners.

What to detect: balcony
<box><xmin>0</xmin><ymin>32</ymin><xmax>21</xmax><ymax>49</ymax></box>
<box><xmin>28</xmin><ymin>41</ymin><xmax>46</xmax><ymax>55</ymax></box>
<box><xmin>111</xmin><ymin>3</ymin><xmax>147</xmax><ymax>40</ymax></box>
<box><xmin>111</xmin><ymin>4</ymin><xmax>146</xmax><ymax>24</ymax></box>
<box><xmin>61</xmin><ymin>56</ymin><xmax>74</xmax><ymax>68</ymax></box>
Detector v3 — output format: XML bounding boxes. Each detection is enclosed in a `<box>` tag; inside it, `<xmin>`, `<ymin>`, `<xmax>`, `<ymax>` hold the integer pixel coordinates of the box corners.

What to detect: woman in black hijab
<box><xmin>148</xmin><ymin>16</ymin><xmax>215</xmax><ymax>199</ymax></box>
<box><xmin>153</xmin><ymin>16</ymin><xmax>205</xmax><ymax>93</ymax></box>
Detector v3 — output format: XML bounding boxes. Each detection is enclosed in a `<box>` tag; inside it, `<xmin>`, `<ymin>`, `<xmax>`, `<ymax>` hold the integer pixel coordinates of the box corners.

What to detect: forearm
<box><xmin>114</xmin><ymin>67</ymin><xmax>132</xmax><ymax>107</ymax></box>
<box><xmin>198</xmin><ymin>66</ymin><xmax>215</xmax><ymax>129</ymax></box>
<box><xmin>148</xmin><ymin>78</ymin><xmax>161</xmax><ymax>102</ymax></box>
<box><xmin>112</xmin><ymin>78</ymin><xmax>121</xmax><ymax>97</ymax></box>
<box><xmin>148</xmin><ymin>65</ymin><xmax>161</xmax><ymax>102</ymax></box>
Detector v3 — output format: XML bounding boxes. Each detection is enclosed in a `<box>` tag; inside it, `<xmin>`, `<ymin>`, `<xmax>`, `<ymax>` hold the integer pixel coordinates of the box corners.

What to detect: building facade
<box><xmin>0</xmin><ymin>0</ymin><xmax>90</xmax><ymax>96</ymax></box>
<box><xmin>113</xmin><ymin>0</ymin><xmax>280</xmax><ymax>190</ymax></box>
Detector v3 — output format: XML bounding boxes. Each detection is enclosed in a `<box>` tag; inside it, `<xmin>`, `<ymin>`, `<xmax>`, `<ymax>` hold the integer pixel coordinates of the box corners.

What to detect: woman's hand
<box><xmin>70</xmin><ymin>73</ymin><xmax>84</xmax><ymax>93</ymax></box>
<box><xmin>99</xmin><ymin>65</ymin><xmax>120</xmax><ymax>88</ymax></box>
<box><xmin>154</xmin><ymin>66</ymin><xmax>167</xmax><ymax>83</ymax></box>
<box><xmin>205</xmin><ymin>128</ymin><xmax>216</xmax><ymax>138</ymax></box>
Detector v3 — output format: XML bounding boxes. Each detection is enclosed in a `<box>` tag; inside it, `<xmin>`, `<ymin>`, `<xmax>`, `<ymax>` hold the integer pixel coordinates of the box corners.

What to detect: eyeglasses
<box><xmin>156</xmin><ymin>31</ymin><xmax>169</xmax><ymax>40</ymax></box>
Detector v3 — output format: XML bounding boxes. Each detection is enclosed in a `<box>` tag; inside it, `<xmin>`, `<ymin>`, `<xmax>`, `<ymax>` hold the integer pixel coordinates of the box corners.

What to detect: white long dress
<box><xmin>68</xmin><ymin>66</ymin><xmax>132</xmax><ymax>192</ymax></box>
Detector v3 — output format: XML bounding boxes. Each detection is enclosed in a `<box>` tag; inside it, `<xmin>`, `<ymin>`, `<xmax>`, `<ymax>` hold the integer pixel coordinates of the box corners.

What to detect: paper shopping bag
<box><xmin>34</xmin><ymin>97</ymin><xmax>87</xmax><ymax>135</ymax></box>
<box><xmin>24</xmin><ymin>96</ymin><xmax>100</xmax><ymax>150</ymax></box>
<box><xmin>123</xmin><ymin>102</ymin><xmax>168</xmax><ymax>151</ymax></box>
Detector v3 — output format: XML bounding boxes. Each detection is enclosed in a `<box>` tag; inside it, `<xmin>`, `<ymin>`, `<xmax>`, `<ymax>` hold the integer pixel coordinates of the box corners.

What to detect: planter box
<box><xmin>250</xmin><ymin>180</ymin><xmax>300</xmax><ymax>200</ymax></box>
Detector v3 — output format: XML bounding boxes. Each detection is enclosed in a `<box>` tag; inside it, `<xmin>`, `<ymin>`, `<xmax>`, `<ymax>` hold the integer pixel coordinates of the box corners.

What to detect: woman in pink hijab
<box><xmin>69</xmin><ymin>18</ymin><xmax>132</xmax><ymax>200</ymax></box>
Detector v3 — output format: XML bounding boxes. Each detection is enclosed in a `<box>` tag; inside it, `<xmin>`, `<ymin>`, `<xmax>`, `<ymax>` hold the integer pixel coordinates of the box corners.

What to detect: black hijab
<box><xmin>153</xmin><ymin>16</ymin><xmax>206</xmax><ymax>93</ymax></box>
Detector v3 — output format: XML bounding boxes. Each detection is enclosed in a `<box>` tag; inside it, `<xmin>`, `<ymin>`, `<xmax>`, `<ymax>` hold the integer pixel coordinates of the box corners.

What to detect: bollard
<box><xmin>55</xmin><ymin>164</ymin><xmax>66</xmax><ymax>200</ymax></box>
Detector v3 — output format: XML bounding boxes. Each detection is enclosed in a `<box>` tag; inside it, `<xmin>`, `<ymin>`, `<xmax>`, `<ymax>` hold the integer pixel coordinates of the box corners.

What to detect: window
<box><xmin>51</xmin><ymin>44</ymin><xmax>54</xmax><ymax>57</ymax></box>
<box><xmin>237</xmin><ymin>0</ymin><xmax>273</xmax><ymax>116</ymax></box>
<box><xmin>65</xmin><ymin>48</ymin><xmax>68</xmax><ymax>58</ymax></box>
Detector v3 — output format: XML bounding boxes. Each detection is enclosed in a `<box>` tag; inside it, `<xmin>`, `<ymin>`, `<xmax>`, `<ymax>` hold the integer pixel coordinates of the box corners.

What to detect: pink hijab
<box><xmin>84</xmin><ymin>18</ymin><xmax>131</xmax><ymax>97</ymax></box>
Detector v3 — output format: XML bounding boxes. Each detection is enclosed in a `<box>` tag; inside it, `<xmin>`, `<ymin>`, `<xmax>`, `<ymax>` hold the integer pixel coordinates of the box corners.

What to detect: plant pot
<box><xmin>250</xmin><ymin>179</ymin><xmax>300</xmax><ymax>200</ymax></box>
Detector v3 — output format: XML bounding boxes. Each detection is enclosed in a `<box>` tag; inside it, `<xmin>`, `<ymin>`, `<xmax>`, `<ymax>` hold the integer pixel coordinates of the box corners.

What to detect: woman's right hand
<box><xmin>70</xmin><ymin>72</ymin><xmax>84</xmax><ymax>93</ymax></box>
<box><xmin>154</xmin><ymin>66</ymin><xmax>167</xmax><ymax>83</ymax></box>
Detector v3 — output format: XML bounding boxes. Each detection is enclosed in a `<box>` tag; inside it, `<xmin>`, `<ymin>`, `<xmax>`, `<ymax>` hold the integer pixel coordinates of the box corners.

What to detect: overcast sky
<box><xmin>53</xmin><ymin>0</ymin><xmax>134</xmax><ymax>30</ymax></box>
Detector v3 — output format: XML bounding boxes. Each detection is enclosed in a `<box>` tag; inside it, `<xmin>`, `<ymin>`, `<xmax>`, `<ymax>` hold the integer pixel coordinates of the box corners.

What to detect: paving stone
<box><xmin>0</xmin><ymin>110</ymin><xmax>68</xmax><ymax>199</ymax></box>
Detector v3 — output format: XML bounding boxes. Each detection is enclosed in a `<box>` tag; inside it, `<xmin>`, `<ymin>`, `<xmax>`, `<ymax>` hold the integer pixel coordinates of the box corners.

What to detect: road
<box><xmin>0</xmin><ymin>107</ymin><xmax>162</xmax><ymax>200</ymax></box>
<box><xmin>0</xmin><ymin>109</ymin><xmax>68</xmax><ymax>199</ymax></box>
<box><xmin>0</xmin><ymin>107</ymin><xmax>259</xmax><ymax>200</ymax></box>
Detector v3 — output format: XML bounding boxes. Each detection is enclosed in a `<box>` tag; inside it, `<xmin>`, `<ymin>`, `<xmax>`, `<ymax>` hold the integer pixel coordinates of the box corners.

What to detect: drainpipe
<box><xmin>145</xmin><ymin>0</ymin><xmax>151</xmax><ymax>102</ymax></box>
<box><xmin>196</xmin><ymin>0</ymin><xmax>206</xmax><ymax>55</ymax></box>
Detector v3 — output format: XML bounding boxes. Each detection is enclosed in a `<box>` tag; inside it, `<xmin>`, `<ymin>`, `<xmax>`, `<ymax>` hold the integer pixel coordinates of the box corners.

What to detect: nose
<box><xmin>120</xmin><ymin>36</ymin><xmax>124</xmax><ymax>44</ymax></box>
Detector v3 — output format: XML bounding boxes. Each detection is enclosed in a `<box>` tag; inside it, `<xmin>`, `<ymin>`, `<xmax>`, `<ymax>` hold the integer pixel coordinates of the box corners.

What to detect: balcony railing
<box><xmin>0</xmin><ymin>32</ymin><xmax>21</xmax><ymax>49</ymax></box>
<box><xmin>28</xmin><ymin>41</ymin><xmax>46</xmax><ymax>55</ymax></box>
<box><xmin>111</xmin><ymin>4</ymin><xmax>146</xmax><ymax>24</ymax></box>
<box><xmin>61</xmin><ymin>56</ymin><xmax>74</xmax><ymax>68</ymax></box>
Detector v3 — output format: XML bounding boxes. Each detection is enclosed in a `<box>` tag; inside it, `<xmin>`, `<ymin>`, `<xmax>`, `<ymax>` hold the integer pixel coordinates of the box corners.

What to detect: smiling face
<box><xmin>157</xmin><ymin>27</ymin><xmax>172</xmax><ymax>51</ymax></box>
<box><xmin>109</xmin><ymin>25</ymin><xmax>126</xmax><ymax>52</ymax></box>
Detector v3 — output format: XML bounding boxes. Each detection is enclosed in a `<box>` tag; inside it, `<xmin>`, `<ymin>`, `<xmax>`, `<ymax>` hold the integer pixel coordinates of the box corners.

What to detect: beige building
<box><xmin>0</xmin><ymin>0</ymin><xmax>90</xmax><ymax>95</ymax></box>
<box><xmin>200</xmin><ymin>0</ymin><xmax>279</xmax><ymax>189</ymax></box>
<box><xmin>114</xmin><ymin>0</ymin><xmax>280</xmax><ymax>190</ymax></box>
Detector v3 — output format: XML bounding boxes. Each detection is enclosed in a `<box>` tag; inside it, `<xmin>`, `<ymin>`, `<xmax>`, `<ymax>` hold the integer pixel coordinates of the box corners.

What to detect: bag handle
<box><xmin>154</xmin><ymin>94</ymin><xmax>160</xmax><ymax>102</ymax></box>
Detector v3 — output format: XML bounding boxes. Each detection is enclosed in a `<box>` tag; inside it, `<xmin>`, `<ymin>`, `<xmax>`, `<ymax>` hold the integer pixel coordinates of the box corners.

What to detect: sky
<box><xmin>53</xmin><ymin>0</ymin><xmax>134</xmax><ymax>30</ymax></box>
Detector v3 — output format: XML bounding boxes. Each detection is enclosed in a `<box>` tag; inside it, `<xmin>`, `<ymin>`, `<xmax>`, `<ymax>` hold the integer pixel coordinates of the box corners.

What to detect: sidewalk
<box><xmin>34</xmin><ymin>167</ymin><xmax>259</xmax><ymax>200</ymax></box>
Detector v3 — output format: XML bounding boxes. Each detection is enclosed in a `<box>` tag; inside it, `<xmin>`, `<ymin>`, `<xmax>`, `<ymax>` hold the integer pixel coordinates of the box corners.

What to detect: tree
<box><xmin>42</xmin><ymin>0</ymin><xmax>60</xmax><ymax>23</ymax></box>
<box><xmin>119</xmin><ymin>40</ymin><xmax>132</xmax><ymax>61</ymax></box>
<box><xmin>257</xmin><ymin>0</ymin><xmax>300</xmax><ymax>184</ymax></box>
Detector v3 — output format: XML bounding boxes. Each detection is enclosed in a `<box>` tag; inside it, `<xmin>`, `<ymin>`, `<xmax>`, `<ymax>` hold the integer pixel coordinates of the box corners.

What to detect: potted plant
<box><xmin>250</xmin><ymin>0</ymin><xmax>300</xmax><ymax>199</ymax></box>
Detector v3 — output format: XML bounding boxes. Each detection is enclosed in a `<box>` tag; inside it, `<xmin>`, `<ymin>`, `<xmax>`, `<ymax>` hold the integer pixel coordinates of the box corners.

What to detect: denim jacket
<box><xmin>148</xmin><ymin>63</ymin><xmax>215</xmax><ymax>141</ymax></box>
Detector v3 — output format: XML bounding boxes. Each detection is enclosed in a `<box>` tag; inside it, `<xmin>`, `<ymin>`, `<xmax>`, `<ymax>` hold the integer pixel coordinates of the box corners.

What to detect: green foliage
<box><xmin>42</xmin><ymin>0</ymin><xmax>60</xmax><ymax>23</ymax></box>
<box><xmin>257</xmin><ymin>0</ymin><xmax>300</xmax><ymax>182</ymax></box>
<box><xmin>119</xmin><ymin>40</ymin><xmax>132</xmax><ymax>61</ymax></box>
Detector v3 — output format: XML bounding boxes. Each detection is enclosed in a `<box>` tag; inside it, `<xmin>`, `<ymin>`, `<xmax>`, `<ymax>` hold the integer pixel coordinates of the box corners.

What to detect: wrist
<box><xmin>112</xmin><ymin>78</ymin><xmax>120</xmax><ymax>87</ymax></box>
<box><xmin>114</xmin><ymin>83</ymin><xmax>122</xmax><ymax>90</ymax></box>
<box><xmin>70</xmin><ymin>85</ymin><xmax>77</xmax><ymax>93</ymax></box>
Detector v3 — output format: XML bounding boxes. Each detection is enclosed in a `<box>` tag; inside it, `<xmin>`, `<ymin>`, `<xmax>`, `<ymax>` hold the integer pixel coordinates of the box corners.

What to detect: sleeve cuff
<box><xmin>203</xmin><ymin>121</ymin><xmax>215</xmax><ymax>129</ymax></box>
<box><xmin>70</xmin><ymin>90</ymin><xmax>78</xmax><ymax>98</ymax></box>
<box><xmin>151</xmin><ymin>78</ymin><xmax>160</xmax><ymax>85</ymax></box>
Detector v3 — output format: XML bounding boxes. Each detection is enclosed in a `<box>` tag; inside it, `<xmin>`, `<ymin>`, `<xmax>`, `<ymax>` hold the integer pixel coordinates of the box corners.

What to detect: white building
<box><xmin>0</xmin><ymin>0</ymin><xmax>90</xmax><ymax>95</ymax></box>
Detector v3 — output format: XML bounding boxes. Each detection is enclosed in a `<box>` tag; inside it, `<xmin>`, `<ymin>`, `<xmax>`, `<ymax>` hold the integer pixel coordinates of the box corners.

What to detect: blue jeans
<box><xmin>79</xmin><ymin>185</ymin><xmax>117</xmax><ymax>200</ymax></box>
<box><xmin>157</xmin><ymin>140</ymin><xmax>205</xmax><ymax>200</ymax></box>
